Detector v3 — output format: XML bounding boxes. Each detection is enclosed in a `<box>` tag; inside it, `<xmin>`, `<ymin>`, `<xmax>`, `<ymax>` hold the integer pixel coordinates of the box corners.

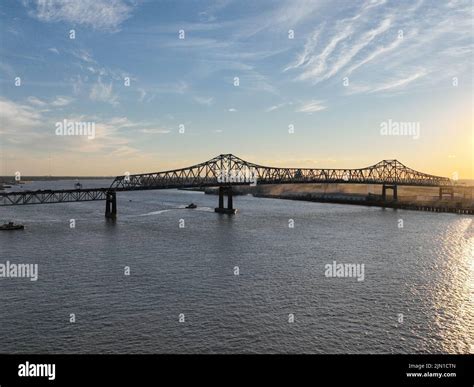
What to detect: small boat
<box><xmin>185</xmin><ymin>203</ymin><xmax>197</xmax><ymax>209</ymax></box>
<box><xmin>74</xmin><ymin>182</ymin><xmax>83</xmax><ymax>189</ymax></box>
<box><xmin>0</xmin><ymin>222</ymin><xmax>24</xmax><ymax>230</ymax></box>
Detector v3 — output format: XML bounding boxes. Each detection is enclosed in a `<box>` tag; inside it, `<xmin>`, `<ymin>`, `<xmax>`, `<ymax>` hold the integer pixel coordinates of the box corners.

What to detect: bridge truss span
<box><xmin>0</xmin><ymin>188</ymin><xmax>110</xmax><ymax>206</ymax></box>
<box><xmin>0</xmin><ymin>155</ymin><xmax>453</xmax><ymax>212</ymax></box>
<box><xmin>109</xmin><ymin>154</ymin><xmax>452</xmax><ymax>190</ymax></box>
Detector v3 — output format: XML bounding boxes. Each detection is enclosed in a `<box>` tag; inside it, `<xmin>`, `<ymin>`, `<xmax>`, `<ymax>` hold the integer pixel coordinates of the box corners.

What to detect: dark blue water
<box><xmin>0</xmin><ymin>180</ymin><xmax>472</xmax><ymax>353</ymax></box>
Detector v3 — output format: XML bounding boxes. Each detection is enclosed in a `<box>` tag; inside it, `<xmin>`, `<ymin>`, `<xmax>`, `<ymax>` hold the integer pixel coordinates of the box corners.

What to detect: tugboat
<box><xmin>0</xmin><ymin>222</ymin><xmax>24</xmax><ymax>230</ymax></box>
<box><xmin>185</xmin><ymin>203</ymin><xmax>197</xmax><ymax>209</ymax></box>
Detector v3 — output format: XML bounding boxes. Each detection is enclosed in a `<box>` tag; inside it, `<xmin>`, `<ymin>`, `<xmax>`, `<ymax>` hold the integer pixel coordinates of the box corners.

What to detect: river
<box><xmin>0</xmin><ymin>180</ymin><xmax>472</xmax><ymax>353</ymax></box>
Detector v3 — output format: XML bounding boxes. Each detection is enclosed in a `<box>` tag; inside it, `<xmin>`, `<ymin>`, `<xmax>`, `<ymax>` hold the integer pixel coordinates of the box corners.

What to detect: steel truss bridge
<box><xmin>0</xmin><ymin>154</ymin><xmax>454</xmax><ymax>216</ymax></box>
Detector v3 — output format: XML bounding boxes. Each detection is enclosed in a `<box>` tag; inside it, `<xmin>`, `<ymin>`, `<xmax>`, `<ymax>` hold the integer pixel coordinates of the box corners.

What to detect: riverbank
<box><xmin>253</xmin><ymin>192</ymin><xmax>474</xmax><ymax>215</ymax></box>
<box><xmin>200</xmin><ymin>184</ymin><xmax>474</xmax><ymax>215</ymax></box>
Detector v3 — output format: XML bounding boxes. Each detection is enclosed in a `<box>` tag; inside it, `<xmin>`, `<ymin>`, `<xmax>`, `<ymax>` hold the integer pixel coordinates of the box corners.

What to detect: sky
<box><xmin>0</xmin><ymin>0</ymin><xmax>472</xmax><ymax>178</ymax></box>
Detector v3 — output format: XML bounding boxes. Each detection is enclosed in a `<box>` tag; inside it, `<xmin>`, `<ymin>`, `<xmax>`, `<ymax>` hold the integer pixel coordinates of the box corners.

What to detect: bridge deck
<box><xmin>0</xmin><ymin>181</ymin><xmax>454</xmax><ymax>206</ymax></box>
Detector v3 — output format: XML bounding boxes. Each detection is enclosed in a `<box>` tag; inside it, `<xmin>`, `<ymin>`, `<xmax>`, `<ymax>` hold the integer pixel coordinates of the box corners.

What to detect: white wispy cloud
<box><xmin>284</xmin><ymin>0</ymin><xmax>471</xmax><ymax>93</ymax></box>
<box><xmin>72</xmin><ymin>49</ymin><xmax>95</xmax><ymax>63</ymax></box>
<box><xmin>198</xmin><ymin>0</ymin><xmax>233</xmax><ymax>22</ymax></box>
<box><xmin>0</xmin><ymin>98</ymin><xmax>43</xmax><ymax>133</ymax></box>
<box><xmin>23</xmin><ymin>0</ymin><xmax>135</xmax><ymax>31</ymax></box>
<box><xmin>344</xmin><ymin>36</ymin><xmax>403</xmax><ymax>76</ymax></box>
<box><xmin>286</xmin><ymin>2</ymin><xmax>389</xmax><ymax>83</ymax></box>
<box><xmin>0</xmin><ymin>99</ymin><xmax>125</xmax><ymax>152</ymax></box>
<box><xmin>236</xmin><ymin>69</ymin><xmax>279</xmax><ymax>95</ymax></box>
<box><xmin>313</xmin><ymin>17</ymin><xmax>392</xmax><ymax>82</ymax></box>
<box><xmin>296</xmin><ymin>23</ymin><xmax>354</xmax><ymax>82</ymax></box>
<box><xmin>296</xmin><ymin>100</ymin><xmax>327</xmax><ymax>113</ymax></box>
<box><xmin>265</xmin><ymin>102</ymin><xmax>288</xmax><ymax>112</ymax></box>
<box><xmin>233</xmin><ymin>0</ymin><xmax>324</xmax><ymax>39</ymax></box>
<box><xmin>72</xmin><ymin>115</ymin><xmax>138</xmax><ymax>155</ymax></box>
<box><xmin>71</xmin><ymin>48</ymin><xmax>130</xmax><ymax>82</ymax></box>
<box><xmin>132</xmin><ymin>81</ymin><xmax>189</xmax><ymax>104</ymax></box>
<box><xmin>26</xmin><ymin>96</ymin><xmax>47</xmax><ymax>107</ymax></box>
<box><xmin>140</xmin><ymin>128</ymin><xmax>171</xmax><ymax>134</ymax></box>
<box><xmin>57</xmin><ymin>115</ymin><xmax>170</xmax><ymax>155</ymax></box>
<box><xmin>142</xmin><ymin>2</ymin><xmax>316</xmax><ymax>97</ymax></box>
<box><xmin>362</xmin><ymin>0</ymin><xmax>387</xmax><ymax>11</ymax></box>
<box><xmin>284</xmin><ymin>26</ymin><xmax>323</xmax><ymax>72</ymax></box>
<box><xmin>346</xmin><ymin>69</ymin><xmax>428</xmax><ymax>94</ymax></box>
<box><xmin>370</xmin><ymin>69</ymin><xmax>428</xmax><ymax>92</ymax></box>
<box><xmin>89</xmin><ymin>78</ymin><xmax>118</xmax><ymax>105</ymax></box>
<box><xmin>51</xmin><ymin>96</ymin><xmax>73</xmax><ymax>106</ymax></box>
<box><xmin>27</xmin><ymin>95</ymin><xmax>73</xmax><ymax>107</ymax></box>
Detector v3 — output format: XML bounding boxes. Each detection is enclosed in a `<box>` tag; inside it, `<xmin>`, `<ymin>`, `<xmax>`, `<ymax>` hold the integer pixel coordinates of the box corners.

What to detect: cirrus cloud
<box><xmin>23</xmin><ymin>0</ymin><xmax>136</xmax><ymax>31</ymax></box>
<box><xmin>296</xmin><ymin>100</ymin><xmax>327</xmax><ymax>113</ymax></box>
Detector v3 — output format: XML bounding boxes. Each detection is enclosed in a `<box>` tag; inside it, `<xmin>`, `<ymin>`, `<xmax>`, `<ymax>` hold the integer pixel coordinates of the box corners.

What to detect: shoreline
<box><xmin>252</xmin><ymin>193</ymin><xmax>474</xmax><ymax>215</ymax></box>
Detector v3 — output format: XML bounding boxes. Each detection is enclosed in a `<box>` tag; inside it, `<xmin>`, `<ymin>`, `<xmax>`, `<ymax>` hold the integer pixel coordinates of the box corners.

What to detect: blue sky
<box><xmin>0</xmin><ymin>0</ymin><xmax>472</xmax><ymax>177</ymax></box>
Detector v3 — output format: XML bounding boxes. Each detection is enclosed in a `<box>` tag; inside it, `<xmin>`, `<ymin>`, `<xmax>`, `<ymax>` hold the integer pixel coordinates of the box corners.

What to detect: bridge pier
<box><xmin>215</xmin><ymin>186</ymin><xmax>237</xmax><ymax>214</ymax></box>
<box><xmin>382</xmin><ymin>184</ymin><xmax>398</xmax><ymax>201</ymax></box>
<box><xmin>105</xmin><ymin>191</ymin><xmax>117</xmax><ymax>218</ymax></box>
<box><xmin>439</xmin><ymin>186</ymin><xmax>454</xmax><ymax>200</ymax></box>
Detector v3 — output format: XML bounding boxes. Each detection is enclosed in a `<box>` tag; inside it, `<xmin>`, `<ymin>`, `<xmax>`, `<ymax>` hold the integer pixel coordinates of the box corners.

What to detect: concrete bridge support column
<box><xmin>227</xmin><ymin>189</ymin><xmax>233</xmax><ymax>210</ymax></box>
<box><xmin>382</xmin><ymin>184</ymin><xmax>398</xmax><ymax>201</ymax></box>
<box><xmin>218</xmin><ymin>186</ymin><xmax>224</xmax><ymax>209</ymax></box>
<box><xmin>105</xmin><ymin>191</ymin><xmax>117</xmax><ymax>218</ymax></box>
<box><xmin>439</xmin><ymin>187</ymin><xmax>454</xmax><ymax>200</ymax></box>
<box><xmin>215</xmin><ymin>186</ymin><xmax>237</xmax><ymax>214</ymax></box>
